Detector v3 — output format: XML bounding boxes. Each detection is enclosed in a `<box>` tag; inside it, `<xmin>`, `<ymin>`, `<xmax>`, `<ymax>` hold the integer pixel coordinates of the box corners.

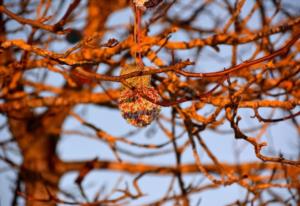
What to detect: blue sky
<box><xmin>0</xmin><ymin>0</ymin><xmax>299</xmax><ymax>205</ymax></box>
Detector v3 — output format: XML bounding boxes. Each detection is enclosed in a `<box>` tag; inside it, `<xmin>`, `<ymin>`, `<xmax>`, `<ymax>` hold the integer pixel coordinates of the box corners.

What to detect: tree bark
<box><xmin>8</xmin><ymin>109</ymin><xmax>65</xmax><ymax>206</ymax></box>
<box><xmin>6</xmin><ymin>1</ymin><xmax>129</xmax><ymax>205</ymax></box>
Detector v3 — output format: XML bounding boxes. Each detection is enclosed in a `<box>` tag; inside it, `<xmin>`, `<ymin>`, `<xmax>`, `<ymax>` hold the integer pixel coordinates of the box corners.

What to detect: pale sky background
<box><xmin>0</xmin><ymin>0</ymin><xmax>299</xmax><ymax>205</ymax></box>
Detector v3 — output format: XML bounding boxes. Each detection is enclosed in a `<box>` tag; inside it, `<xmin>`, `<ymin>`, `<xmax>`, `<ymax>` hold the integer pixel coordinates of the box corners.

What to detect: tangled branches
<box><xmin>0</xmin><ymin>0</ymin><xmax>299</xmax><ymax>205</ymax></box>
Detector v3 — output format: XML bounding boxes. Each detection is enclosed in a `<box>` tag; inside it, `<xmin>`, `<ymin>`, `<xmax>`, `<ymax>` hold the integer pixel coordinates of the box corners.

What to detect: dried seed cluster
<box><xmin>119</xmin><ymin>87</ymin><xmax>161</xmax><ymax>127</ymax></box>
<box><xmin>118</xmin><ymin>64</ymin><xmax>161</xmax><ymax>127</ymax></box>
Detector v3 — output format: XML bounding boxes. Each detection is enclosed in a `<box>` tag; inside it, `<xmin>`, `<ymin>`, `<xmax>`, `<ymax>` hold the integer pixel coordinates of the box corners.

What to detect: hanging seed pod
<box><xmin>118</xmin><ymin>64</ymin><xmax>161</xmax><ymax>127</ymax></box>
<box><xmin>120</xmin><ymin>64</ymin><xmax>151</xmax><ymax>89</ymax></box>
